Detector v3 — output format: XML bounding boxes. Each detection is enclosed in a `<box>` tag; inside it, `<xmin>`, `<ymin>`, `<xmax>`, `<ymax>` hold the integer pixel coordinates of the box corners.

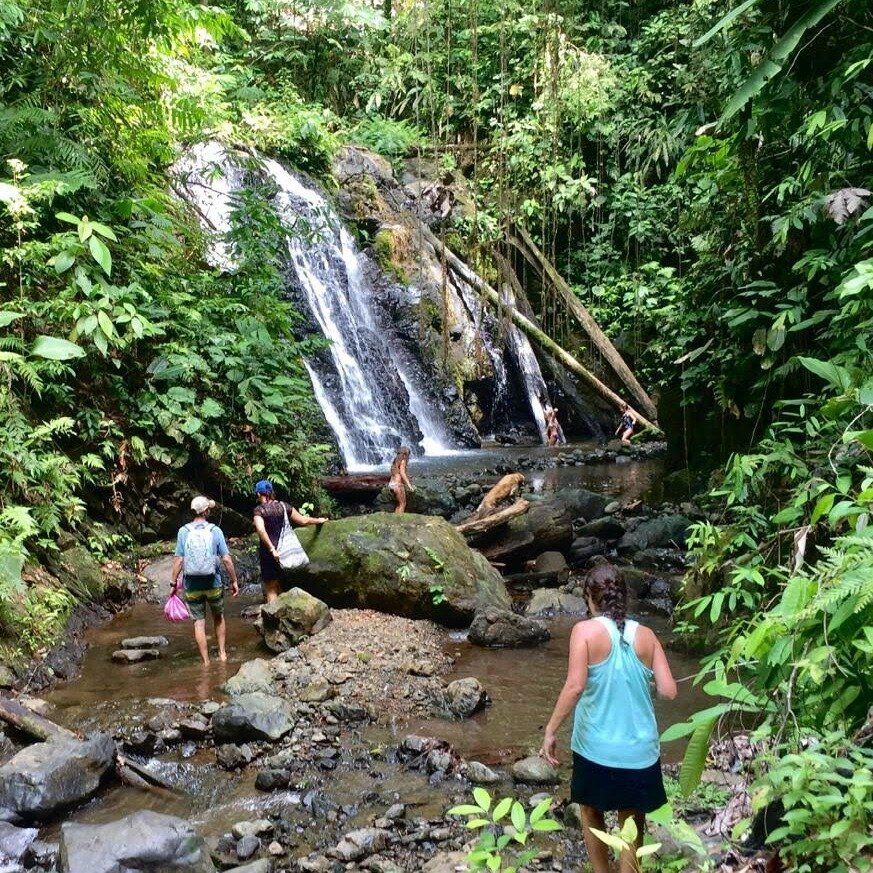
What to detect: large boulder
<box><xmin>468</xmin><ymin>608</ymin><xmax>549</xmax><ymax>648</ymax></box>
<box><xmin>212</xmin><ymin>693</ymin><xmax>294</xmax><ymax>743</ymax></box>
<box><xmin>617</xmin><ymin>515</ymin><xmax>691</xmax><ymax>556</ymax></box>
<box><xmin>293</xmin><ymin>513</ymin><xmax>510</xmax><ymax>626</ymax></box>
<box><xmin>60</xmin><ymin>810</ymin><xmax>215</xmax><ymax>873</ymax></box>
<box><xmin>373</xmin><ymin>481</ymin><xmax>458</xmax><ymax>519</ymax></box>
<box><xmin>473</xmin><ymin>490</ymin><xmax>609</xmax><ymax>568</ymax></box>
<box><xmin>0</xmin><ymin>734</ymin><xmax>115</xmax><ymax>821</ymax></box>
<box><xmin>256</xmin><ymin>588</ymin><xmax>331</xmax><ymax>653</ymax></box>
<box><xmin>525</xmin><ymin>588</ymin><xmax>587</xmax><ymax>616</ymax></box>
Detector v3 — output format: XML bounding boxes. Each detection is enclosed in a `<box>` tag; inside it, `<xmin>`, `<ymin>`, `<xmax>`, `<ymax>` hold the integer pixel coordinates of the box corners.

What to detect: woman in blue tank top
<box><xmin>540</xmin><ymin>564</ymin><xmax>678</xmax><ymax>873</ymax></box>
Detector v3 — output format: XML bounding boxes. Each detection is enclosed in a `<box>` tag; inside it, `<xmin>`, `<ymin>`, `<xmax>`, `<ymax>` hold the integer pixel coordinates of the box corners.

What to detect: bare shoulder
<box><xmin>571</xmin><ymin>618</ymin><xmax>607</xmax><ymax>641</ymax></box>
<box><xmin>632</xmin><ymin>623</ymin><xmax>659</xmax><ymax>663</ymax></box>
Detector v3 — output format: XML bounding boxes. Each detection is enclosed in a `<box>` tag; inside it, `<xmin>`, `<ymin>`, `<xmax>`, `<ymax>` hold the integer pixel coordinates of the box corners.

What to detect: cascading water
<box><xmin>175</xmin><ymin>142</ymin><xmax>458</xmax><ymax>470</ymax></box>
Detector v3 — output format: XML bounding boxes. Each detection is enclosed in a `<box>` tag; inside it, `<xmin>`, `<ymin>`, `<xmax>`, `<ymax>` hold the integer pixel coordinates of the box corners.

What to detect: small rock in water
<box><xmin>121</xmin><ymin>636</ymin><xmax>169</xmax><ymax>649</ymax></box>
<box><xmin>216</xmin><ymin>743</ymin><xmax>255</xmax><ymax>770</ymax></box>
<box><xmin>254</xmin><ymin>769</ymin><xmax>291</xmax><ymax>791</ymax></box>
<box><xmin>512</xmin><ymin>755</ymin><xmax>559</xmax><ymax>785</ymax></box>
<box><xmin>178</xmin><ymin>718</ymin><xmax>210</xmax><ymax>740</ymax></box>
<box><xmin>200</xmin><ymin>700</ymin><xmax>221</xmax><ymax>716</ymax></box>
<box><xmin>112</xmin><ymin>648</ymin><xmax>160</xmax><ymax>663</ymax></box>
<box><xmin>236</xmin><ymin>834</ymin><xmax>260</xmax><ymax>861</ymax></box>
<box><xmin>466</xmin><ymin>761</ymin><xmax>501</xmax><ymax>785</ymax></box>
<box><xmin>232</xmin><ymin>820</ymin><xmax>273</xmax><ymax>840</ymax></box>
<box><xmin>329</xmin><ymin>827</ymin><xmax>388</xmax><ymax>862</ymax></box>
<box><xmin>228</xmin><ymin>859</ymin><xmax>271</xmax><ymax>873</ymax></box>
<box><xmin>468</xmin><ymin>608</ymin><xmax>549</xmax><ymax>648</ymax></box>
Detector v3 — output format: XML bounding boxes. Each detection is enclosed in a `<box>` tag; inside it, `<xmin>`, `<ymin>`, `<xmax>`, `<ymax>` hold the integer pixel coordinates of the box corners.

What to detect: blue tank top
<box><xmin>570</xmin><ymin>616</ymin><xmax>660</xmax><ymax>769</ymax></box>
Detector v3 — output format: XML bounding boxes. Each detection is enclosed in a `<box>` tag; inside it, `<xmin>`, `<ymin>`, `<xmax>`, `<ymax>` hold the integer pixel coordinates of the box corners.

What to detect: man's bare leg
<box><xmin>193</xmin><ymin>619</ymin><xmax>209</xmax><ymax>666</ymax></box>
<box><xmin>215</xmin><ymin>612</ymin><xmax>227</xmax><ymax>661</ymax></box>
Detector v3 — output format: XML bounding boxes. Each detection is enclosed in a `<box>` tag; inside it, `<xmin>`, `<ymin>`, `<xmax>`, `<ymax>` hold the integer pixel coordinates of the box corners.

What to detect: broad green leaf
<box><xmin>97</xmin><ymin>310</ymin><xmax>115</xmax><ymax>339</ymax></box>
<box><xmin>850</xmin><ymin>430</ymin><xmax>873</xmax><ymax>451</ymax></box>
<box><xmin>529</xmin><ymin>796</ymin><xmax>552</xmax><ymax>825</ymax></box>
<box><xmin>492</xmin><ymin>797</ymin><xmax>513</xmax><ymax>822</ymax></box>
<box><xmin>0</xmin><ymin>311</ymin><xmax>23</xmax><ymax>327</ymax></box>
<box><xmin>89</xmin><ymin>235</ymin><xmax>112</xmax><ymax>275</ymax></box>
<box><xmin>679</xmin><ymin>717</ymin><xmax>717</xmax><ymax>797</ymax></box>
<box><xmin>692</xmin><ymin>0</ymin><xmax>758</xmax><ymax>47</ymax></box>
<box><xmin>465</xmin><ymin>818</ymin><xmax>489</xmax><ymax>829</ymax></box>
<box><xmin>767</xmin><ymin>327</ymin><xmax>786</xmax><ymax>352</ymax></box>
<box><xmin>510</xmin><ymin>800</ymin><xmax>526</xmax><ymax>833</ymax></box>
<box><xmin>620</xmin><ymin>816</ymin><xmax>638</xmax><ymax>843</ymax></box>
<box><xmin>51</xmin><ymin>250</ymin><xmax>76</xmax><ymax>273</ymax></box>
<box><xmin>55</xmin><ymin>211</ymin><xmax>80</xmax><ymax>225</ymax></box>
<box><xmin>447</xmin><ymin>804</ymin><xmax>482</xmax><ymax>816</ymax></box>
<box><xmin>78</xmin><ymin>217</ymin><xmax>92</xmax><ymax>241</ymax></box>
<box><xmin>589</xmin><ymin>827</ymin><xmax>626</xmax><ymax>852</ymax></box>
<box><xmin>531</xmin><ymin>819</ymin><xmax>562</xmax><ymax>831</ymax></box>
<box><xmin>720</xmin><ymin>0</ymin><xmax>844</xmax><ymax>122</ymax></box>
<box><xmin>797</xmin><ymin>356</ymin><xmax>852</xmax><ymax>392</ymax></box>
<box><xmin>647</xmin><ymin>804</ymin><xmax>674</xmax><ymax>825</ymax></box>
<box><xmin>472</xmin><ymin>787</ymin><xmax>491</xmax><ymax>813</ymax></box>
<box><xmin>89</xmin><ymin>220</ymin><xmax>117</xmax><ymax>241</ymax></box>
<box><xmin>811</xmin><ymin>493</ymin><xmax>835</xmax><ymax>524</ymax></box>
<box><xmin>31</xmin><ymin>335</ymin><xmax>85</xmax><ymax>361</ymax></box>
<box><xmin>636</xmin><ymin>843</ymin><xmax>662</xmax><ymax>857</ymax></box>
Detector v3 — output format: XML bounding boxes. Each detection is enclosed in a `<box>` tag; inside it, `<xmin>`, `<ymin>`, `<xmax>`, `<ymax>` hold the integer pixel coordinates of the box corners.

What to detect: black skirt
<box><xmin>571</xmin><ymin>752</ymin><xmax>667</xmax><ymax>813</ymax></box>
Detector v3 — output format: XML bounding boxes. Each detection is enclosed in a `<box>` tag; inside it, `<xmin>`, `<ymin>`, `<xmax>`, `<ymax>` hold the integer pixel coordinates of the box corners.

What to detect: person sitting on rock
<box><xmin>171</xmin><ymin>496</ymin><xmax>239</xmax><ymax>666</ymax></box>
<box><xmin>388</xmin><ymin>447</ymin><xmax>415</xmax><ymax>513</ymax></box>
<box><xmin>252</xmin><ymin>480</ymin><xmax>328</xmax><ymax>604</ymax></box>
<box><xmin>616</xmin><ymin>404</ymin><xmax>636</xmax><ymax>445</ymax></box>
<box><xmin>540</xmin><ymin>563</ymin><xmax>677</xmax><ymax>873</ymax></box>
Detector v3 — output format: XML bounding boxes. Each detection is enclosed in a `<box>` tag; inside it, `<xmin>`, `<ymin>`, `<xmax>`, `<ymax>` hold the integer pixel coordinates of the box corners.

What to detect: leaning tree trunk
<box><xmin>420</xmin><ymin>226</ymin><xmax>662</xmax><ymax>435</ymax></box>
<box><xmin>509</xmin><ymin>224</ymin><xmax>658</xmax><ymax>421</ymax></box>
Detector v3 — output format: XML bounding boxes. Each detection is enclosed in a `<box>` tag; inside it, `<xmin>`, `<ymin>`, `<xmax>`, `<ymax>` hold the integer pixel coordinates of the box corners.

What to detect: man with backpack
<box><xmin>171</xmin><ymin>496</ymin><xmax>240</xmax><ymax>666</ymax></box>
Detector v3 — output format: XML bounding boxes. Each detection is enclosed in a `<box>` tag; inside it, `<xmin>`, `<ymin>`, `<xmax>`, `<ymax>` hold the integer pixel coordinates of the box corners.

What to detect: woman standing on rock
<box><xmin>540</xmin><ymin>563</ymin><xmax>677</xmax><ymax>873</ymax></box>
<box><xmin>252</xmin><ymin>480</ymin><xmax>328</xmax><ymax>604</ymax></box>
<box><xmin>388</xmin><ymin>447</ymin><xmax>415</xmax><ymax>513</ymax></box>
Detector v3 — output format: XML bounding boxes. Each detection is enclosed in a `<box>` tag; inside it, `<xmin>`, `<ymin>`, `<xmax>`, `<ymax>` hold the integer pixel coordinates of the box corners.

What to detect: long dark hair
<box><xmin>584</xmin><ymin>563</ymin><xmax>628</xmax><ymax>633</ymax></box>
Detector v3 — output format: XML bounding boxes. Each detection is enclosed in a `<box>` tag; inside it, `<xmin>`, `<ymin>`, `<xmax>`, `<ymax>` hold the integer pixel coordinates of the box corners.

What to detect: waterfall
<box><xmin>175</xmin><ymin>143</ymin><xmax>458</xmax><ymax>471</ymax></box>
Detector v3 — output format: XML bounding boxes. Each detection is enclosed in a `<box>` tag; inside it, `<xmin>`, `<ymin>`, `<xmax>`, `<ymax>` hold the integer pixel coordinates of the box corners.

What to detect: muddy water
<box><xmin>406</xmin><ymin>617</ymin><xmax>703</xmax><ymax>776</ymax></box>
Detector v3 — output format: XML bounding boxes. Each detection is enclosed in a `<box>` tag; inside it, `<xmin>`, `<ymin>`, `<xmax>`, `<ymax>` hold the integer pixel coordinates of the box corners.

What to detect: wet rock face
<box><xmin>222</xmin><ymin>659</ymin><xmax>275</xmax><ymax>695</ymax></box>
<box><xmin>0</xmin><ymin>821</ymin><xmax>37</xmax><ymax>863</ymax></box>
<box><xmin>59</xmin><ymin>810</ymin><xmax>215</xmax><ymax>873</ymax></box>
<box><xmin>468</xmin><ymin>608</ymin><xmax>550</xmax><ymax>648</ymax></box>
<box><xmin>256</xmin><ymin>589</ymin><xmax>332</xmax><ymax>654</ymax></box>
<box><xmin>211</xmin><ymin>693</ymin><xmax>294</xmax><ymax>743</ymax></box>
<box><xmin>617</xmin><ymin>515</ymin><xmax>691</xmax><ymax>556</ymax></box>
<box><xmin>293</xmin><ymin>513</ymin><xmax>510</xmax><ymax>626</ymax></box>
<box><xmin>0</xmin><ymin>734</ymin><xmax>115</xmax><ymax>821</ymax></box>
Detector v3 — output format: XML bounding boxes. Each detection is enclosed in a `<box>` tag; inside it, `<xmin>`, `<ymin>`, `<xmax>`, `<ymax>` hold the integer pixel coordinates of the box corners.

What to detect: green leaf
<box><xmin>850</xmin><ymin>430</ymin><xmax>873</xmax><ymax>451</ymax></box>
<box><xmin>0</xmin><ymin>311</ymin><xmax>23</xmax><ymax>327</ymax></box>
<box><xmin>679</xmin><ymin>717</ymin><xmax>717</xmax><ymax>797</ymax></box>
<box><xmin>531</xmin><ymin>819</ymin><xmax>562</xmax><ymax>831</ymax></box>
<box><xmin>465</xmin><ymin>818</ymin><xmax>490</xmax><ymax>829</ymax></box>
<box><xmin>89</xmin><ymin>235</ymin><xmax>112</xmax><ymax>276</ymax></box>
<box><xmin>31</xmin><ymin>335</ymin><xmax>85</xmax><ymax>361</ymax></box>
<box><xmin>510</xmin><ymin>800</ymin><xmax>526</xmax><ymax>833</ymax></box>
<box><xmin>811</xmin><ymin>493</ymin><xmax>835</xmax><ymax>524</ymax></box>
<box><xmin>89</xmin><ymin>221</ymin><xmax>117</xmax><ymax>241</ymax></box>
<box><xmin>797</xmin><ymin>356</ymin><xmax>852</xmax><ymax>392</ymax></box>
<box><xmin>472</xmin><ymin>787</ymin><xmax>492</xmax><ymax>813</ymax></box>
<box><xmin>589</xmin><ymin>827</ymin><xmax>626</xmax><ymax>852</ymax></box>
<box><xmin>529</xmin><ymin>796</ymin><xmax>552</xmax><ymax>825</ymax></box>
<box><xmin>636</xmin><ymin>843</ymin><xmax>662</xmax><ymax>857</ymax></box>
<box><xmin>447</xmin><ymin>805</ymin><xmax>482</xmax><ymax>817</ymax></box>
<box><xmin>78</xmin><ymin>217</ymin><xmax>92</xmax><ymax>241</ymax></box>
<box><xmin>55</xmin><ymin>211</ymin><xmax>80</xmax><ymax>225</ymax></box>
<box><xmin>692</xmin><ymin>0</ymin><xmax>758</xmax><ymax>47</ymax></box>
<box><xmin>492</xmin><ymin>797</ymin><xmax>513</xmax><ymax>822</ymax></box>
<box><xmin>97</xmin><ymin>310</ymin><xmax>115</xmax><ymax>339</ymax></box>
<box><xmin>51</xmin><ymin>250</ymin><xmax>76</xmax><ymax>273</ymax></box>
<box><xmin>720</xmin><ymin>0</ymin><xmax>844</xmax><ymax>122</ymax></box>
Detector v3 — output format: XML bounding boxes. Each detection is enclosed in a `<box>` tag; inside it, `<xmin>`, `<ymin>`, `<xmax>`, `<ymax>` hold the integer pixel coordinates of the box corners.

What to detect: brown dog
<box><xmin>476</xmin><ymin>472</ymin><xmax>525</xmax><ymax>514</ymax></box>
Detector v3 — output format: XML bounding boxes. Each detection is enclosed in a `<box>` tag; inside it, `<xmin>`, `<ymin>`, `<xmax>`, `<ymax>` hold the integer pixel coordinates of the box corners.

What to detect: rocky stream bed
<box><xmin>0</xmin><ymin>447</ymin><xmax>749</xmax><ymax>873</ymax></box>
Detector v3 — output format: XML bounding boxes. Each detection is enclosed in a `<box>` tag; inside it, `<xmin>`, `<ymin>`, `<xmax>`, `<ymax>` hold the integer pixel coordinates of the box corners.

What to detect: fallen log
<box><xmin>322</xmin><ymin>474</ymin><xmax>389</xmax><ymax>495</ymax></box>
<box><xmin>509</xmin><ymin>224</ymin><xmax>658</xmax><ymax>421</ymax></box>
<box><xmin>455</xmin><ymin>499</ymin><xmax>530</xmax><ymax>538</ymax></box>
<box><xmin>420</xmin><ymin>225</ymin><xmax>662</xmax><ymax>435</ymax></box>
<box><xmin>0</xmin><ymin>695</ymin><xmax>79</xmax><ymax>742</ymax></box>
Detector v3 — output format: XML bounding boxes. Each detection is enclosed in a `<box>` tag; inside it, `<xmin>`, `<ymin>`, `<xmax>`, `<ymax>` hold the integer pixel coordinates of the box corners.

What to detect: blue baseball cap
<box><xmin>254</xmin><ymin>479</ymin><xmax>274</xmax><ymax>495</ymax></box>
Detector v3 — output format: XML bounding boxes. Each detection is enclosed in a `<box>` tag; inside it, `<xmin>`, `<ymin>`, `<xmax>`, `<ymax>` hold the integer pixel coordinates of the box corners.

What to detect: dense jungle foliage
<box><xmin>1</xmin><ymin>0</ymin><xmax>871</xmax><ymax>868</ymax></box>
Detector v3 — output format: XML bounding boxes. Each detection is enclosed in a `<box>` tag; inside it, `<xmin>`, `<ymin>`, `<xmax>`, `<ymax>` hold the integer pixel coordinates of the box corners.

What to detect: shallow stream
<box><xmin>42</xmin><ymin>447</ymin><xmax>703</xmax><ymax>845</ymax></box>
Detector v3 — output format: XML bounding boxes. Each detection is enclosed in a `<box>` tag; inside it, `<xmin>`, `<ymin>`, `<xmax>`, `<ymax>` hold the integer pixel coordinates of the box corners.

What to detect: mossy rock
<box><xmin>294</xmin><ymin>513</ymin><xmax>510</xmax><ymax>626</ymax></box>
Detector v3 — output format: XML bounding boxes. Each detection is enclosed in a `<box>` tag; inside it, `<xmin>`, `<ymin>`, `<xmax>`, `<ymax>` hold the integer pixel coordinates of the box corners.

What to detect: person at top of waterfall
<box><xmin>171</xmin><ymin>496</ymin><xmax>240</xmax><ymax>667</ymax></box>
<box><xmin>616</xmin><ymin>404</ymin><xmax>636</xmax><ymax>445</ymax></box>
<box><xmin>540</xmin><ymin>563</ymin><xmax>677</xmax><ymax>873</ymax></box>
<box><xmin>388</xmin><ymin>447</ymin><xmax>415</xmax><ymax>513</ymax></box>
<box><xmin>252</xmin><ymin>480</ymin><xmax>328</xmax><ymax>604</ymax></box>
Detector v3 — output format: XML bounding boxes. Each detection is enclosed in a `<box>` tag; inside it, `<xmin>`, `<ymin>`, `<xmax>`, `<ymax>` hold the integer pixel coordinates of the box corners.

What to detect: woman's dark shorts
<box><xmin>259</xmin><ymin>548</ymin><xmax>282</xmax><ymax>582</ymax></box>
<box><xmin>571</xmin><ymin>752</ymin><xmax>667</xmax><ymax>813</ymax></box>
